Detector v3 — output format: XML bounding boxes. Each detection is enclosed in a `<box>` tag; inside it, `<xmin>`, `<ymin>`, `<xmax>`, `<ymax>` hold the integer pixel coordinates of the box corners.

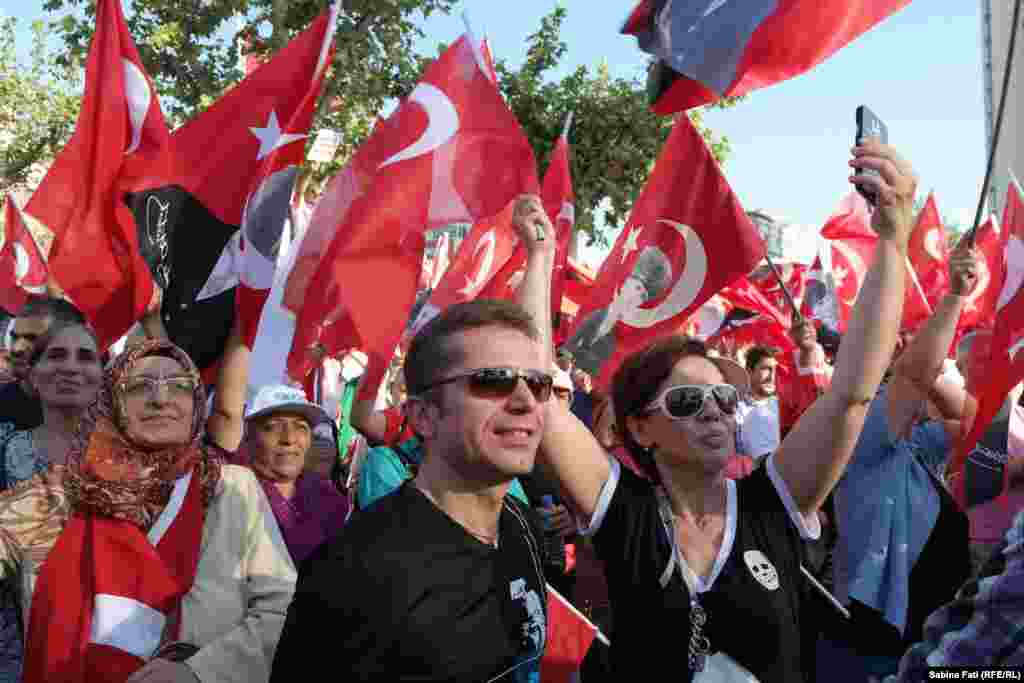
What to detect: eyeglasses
<box><xmin>644</xmin><ymin>384</ymin><xmax>739</xmax><ymax>420</ymax></box>
<box><xmin>119</xmin><ymin>375</ymin><xmax>198</xmax><ymax>401</ymax></box>
<box><xmin>419</xmin><ymin>367</ymin><xmax>553</xmax><ymax>403</ymax></box>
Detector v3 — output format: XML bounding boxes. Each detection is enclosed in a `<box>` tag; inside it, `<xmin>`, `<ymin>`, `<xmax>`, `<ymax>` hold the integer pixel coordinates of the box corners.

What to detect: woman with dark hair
<box><xmin>519</xmin><ymin>140</ymin><xmax>919</xmax><ymax>680</ymax></box>
<box><xmin>0</xmin><ymin>322</ymin><xmax>102</xmax><ymax>683</ymax></box>
<box><xmin>0</xmin><ymin>337</ymin><xmax>295</xmax><ymax>683</ymax></box>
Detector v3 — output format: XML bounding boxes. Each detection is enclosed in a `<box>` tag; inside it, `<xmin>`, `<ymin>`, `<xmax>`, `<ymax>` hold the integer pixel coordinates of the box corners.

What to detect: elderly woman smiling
<box><xmin>0</xmin><ymin>337</ymin><xmax>295</xmax><ymax>683</ymax></box>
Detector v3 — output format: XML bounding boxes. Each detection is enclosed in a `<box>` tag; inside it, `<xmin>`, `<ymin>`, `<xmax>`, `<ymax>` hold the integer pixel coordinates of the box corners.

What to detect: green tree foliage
<box><xmin>0</xmin><ymin>16</ymin><xmax>81</xmax><ymax>193</ymax></box>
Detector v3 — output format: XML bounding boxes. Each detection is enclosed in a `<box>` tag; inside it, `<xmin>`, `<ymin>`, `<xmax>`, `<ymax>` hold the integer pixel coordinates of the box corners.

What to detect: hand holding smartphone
<box><xmin>854</xmin><ymin>105</ymin><xmax>889</xmax><ymax>207</ymax></box>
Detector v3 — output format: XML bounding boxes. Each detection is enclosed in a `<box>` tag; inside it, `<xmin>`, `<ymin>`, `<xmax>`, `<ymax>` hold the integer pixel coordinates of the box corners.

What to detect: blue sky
<box><xmin>5</xmin><ymin>0</ymin><xmax>989</xmax><ymax>265</ymax></box>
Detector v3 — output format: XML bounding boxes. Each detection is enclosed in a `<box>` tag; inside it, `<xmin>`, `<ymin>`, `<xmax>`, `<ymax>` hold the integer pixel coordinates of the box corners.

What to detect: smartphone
<box><xmin>854</xmin><ymin>106</ymin><xmax>888</xmax><ymax>206</ymax></box>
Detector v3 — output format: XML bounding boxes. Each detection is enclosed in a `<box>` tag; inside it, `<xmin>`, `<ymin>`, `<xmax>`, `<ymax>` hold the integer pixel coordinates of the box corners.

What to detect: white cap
<box><xmin>245</xmin><ymin>384</ymin><xmax>331</xmax><ymax>427</ymax></box>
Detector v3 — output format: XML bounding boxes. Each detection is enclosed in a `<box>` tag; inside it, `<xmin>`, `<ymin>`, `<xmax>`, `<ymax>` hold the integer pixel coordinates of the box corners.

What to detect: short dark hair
<box><xmin>404</xmin><ymin>299</ymin><xmax>540</xmax><ymax>399</ymax></box>
<box><xmin>745</xmin><ymin>346</ymin><xmax>777</xmax><ymax>373</ymax></box>
<box><xmin>611</xmin><ymin>335</ymin><xmax>714</xmax><ymax>484</ymax></box>
<box><xmin>27</xmin><ymin>321</ymin><xmax>100</xmax><ymax>369</ymax></box>
<box><xmin>19</xmin><ymin>296</ymin><xmax>86</xmax><ymax>327</ymax></box>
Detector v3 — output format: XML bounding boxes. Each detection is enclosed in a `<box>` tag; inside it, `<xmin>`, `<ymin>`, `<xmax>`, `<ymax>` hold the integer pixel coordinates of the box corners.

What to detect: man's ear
<box><xmin>406</xmin><ymin>397</ymin><xmax>440</xmax><ymax>441</ymax></box>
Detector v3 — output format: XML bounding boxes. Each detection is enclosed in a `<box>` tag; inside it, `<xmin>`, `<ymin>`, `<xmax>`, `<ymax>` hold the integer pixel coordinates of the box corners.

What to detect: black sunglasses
<box><xmin>420</xmin><ymin>367</ymin><xmax>553</xmax><ymax>403</ymax></box>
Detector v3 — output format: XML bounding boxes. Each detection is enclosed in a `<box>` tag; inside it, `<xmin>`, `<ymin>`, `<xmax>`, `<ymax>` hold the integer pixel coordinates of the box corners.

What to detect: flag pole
<box><xmin>966</xmin><ymin>0</ymin><xmax>1022</xmax><ymax>247</ymax></box>
<box><xmin>764</xmin><ymin>252</ymin><xmax>802</xmax><ymax>324</ymax></box>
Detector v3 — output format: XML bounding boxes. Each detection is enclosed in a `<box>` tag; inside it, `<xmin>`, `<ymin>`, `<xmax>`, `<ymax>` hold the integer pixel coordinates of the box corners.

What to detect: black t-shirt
<box><xmin>0</xmin><ymin>381</ymin><xmax>42</xmax><ymax>432</ymax></box>
<box><xmin>591</xmin><ymin>459</ymin><xmax>814</xmax><ymax>682</ymax></box>
<box><xmin>271</xmin><ymin>481</ymin><xmax>548</xmax><ymax>683</ymax></box>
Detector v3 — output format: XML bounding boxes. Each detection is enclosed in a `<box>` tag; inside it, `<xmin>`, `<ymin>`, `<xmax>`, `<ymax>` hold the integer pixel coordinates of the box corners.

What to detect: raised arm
<box><xmin>206</xmin><ymin>317</ymin><xmax>250</xmax><ymax>452</ymax></box>
<box><xmin>890</xmin><ymin>244</ymin><xmax>978</xmax><ymax>430</ymax></box>
<box><xmin>774</xmin><ymin>140</ymin><xmax>917</xmax><ymax>517</ymax></box>
<box><xmin>512</xmin><ymin>195</ymin><xmax>611</xmax><ymax>521</ymax></box>
<box><xmin>350</xmin><ymin>356</ymin><xmax>391</xmax><ymax>446</ymax></box>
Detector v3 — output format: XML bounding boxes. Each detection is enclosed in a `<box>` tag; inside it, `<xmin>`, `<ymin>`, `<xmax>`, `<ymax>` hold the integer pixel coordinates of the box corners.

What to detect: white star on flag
<box><xmin>250</xmin><ymin>111</ymin><xmax>307</xmax><ymax>160</ymax></box>
<box><xmin>621</xmin><ymin>226</ymin><xmax>643</xmax><ymax>264</ymax></box>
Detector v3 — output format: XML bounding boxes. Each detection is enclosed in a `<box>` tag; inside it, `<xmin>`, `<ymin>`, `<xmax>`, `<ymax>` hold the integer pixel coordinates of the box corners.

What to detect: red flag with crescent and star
<box><xmin>908</xmin><ymin>193</ymin><xmax>950</xmax><ymax>310</ymax></box>
<box><xmin>410</xmin><ymin>202</ymin><xmax>522</xmax><ymax>342</ymax></box>
<box><xmin>24</xmin><ymin>0</ymin><xmax>173</xmax><ymax>347</ymax></box>
<box><xmin>476</xmin><ymin>111</ymin><xmax>577</xmax><ymax>335</ymax></box>
<box><xmin>821</xmin><ymin>192</ymin><xmax>932</xmax><ymax>333</ymax></box>
<box><xmin>958</xmin><ymin>214</ymin><xmax>1004</xmax><ymax>333</ymax></box>
<box><xmin>564</xmin><ymin>114</ymin><xmax>764</xmax><ymax>388</ymax></box>
<box><xmin>949</xmin><ymin>178</ymin><xmax>1024</xmax><ymax>509</ymax></box>
<box><xmin>285</xmin><ymin>32</ymin><xmax>538</xmax><ymax>395</ymax></box>
<box><xmin>124</xmin><ymin>4</ymin><xmax>338</xmax><ymax>378</ymax></box>
<box><xmin>0</xmin><ymin>195</ymin><xmax>48</xmax><ymax>314</ymax></box>
<box><xmin>749</xmin><ymin>261</ymin><xmax>807</xmax><ymax>316</ymax></box>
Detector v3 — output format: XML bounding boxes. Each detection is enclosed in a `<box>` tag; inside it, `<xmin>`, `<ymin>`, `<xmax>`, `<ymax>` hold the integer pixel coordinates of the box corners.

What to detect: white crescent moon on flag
<box><xmin>459</xmin><ymin>229</ymin><xmax>496</xmax><ymax>296</ymax></box>
<box><xmin>12</xmin><ymin>243</ymin><xmax>29</xmax><ymax>284</ymax></box>
<box><xmin>831</xmin><ymin>240</ymin><xmax>868</xmax><ymax>307</ymax></box>
<box><xmin>379</xmin><ymin>83</ymin><xmax>459</xmax><ymax>170</ymax></box>
<box><xmin>997</xmin><ymin>237</ymin><xmax>1024</xmax><ymax>312</ymax></box>
<box><xmin>924</xmin><ymin>228</ymin><xmax>945</xmax><ymax>263</ymax></box>
<box><xmin>123</xmin><ymin>59</ymin><xmax>152</xmax><ymax>155</ymax></box>
<box><xmin>965</xmin><ymin>251</ymin><xmax>992</xmax><ymax>312</ymax></box>
<box><xmin>620</xmin><ymin>220</ymin><xmax>708</xmax><ymax>329</ymax></box>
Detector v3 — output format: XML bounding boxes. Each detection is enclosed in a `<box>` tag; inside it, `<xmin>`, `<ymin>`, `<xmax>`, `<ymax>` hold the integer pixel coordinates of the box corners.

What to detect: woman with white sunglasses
<box><xmin>513</xmin><ymin>139</ymin><xmax>918</xmax><ymax>682</ymax></box>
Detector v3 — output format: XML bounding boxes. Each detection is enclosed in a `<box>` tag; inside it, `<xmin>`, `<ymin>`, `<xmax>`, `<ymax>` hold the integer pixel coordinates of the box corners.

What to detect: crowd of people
<box><xmin>0</xmin><ymin>140</ymin><xmax>1020</xmax><ymax>683</ymax></box>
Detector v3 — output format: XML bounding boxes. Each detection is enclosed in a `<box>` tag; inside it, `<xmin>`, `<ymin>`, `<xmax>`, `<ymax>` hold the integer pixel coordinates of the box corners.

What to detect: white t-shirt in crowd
<box><xmin>736</xmin><ymin>396</ymin><xmax>780</xmax><ymax>460</ymax></box>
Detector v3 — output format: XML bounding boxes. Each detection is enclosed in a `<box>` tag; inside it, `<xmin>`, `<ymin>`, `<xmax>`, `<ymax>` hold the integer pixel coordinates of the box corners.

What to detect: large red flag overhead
<box><xmin>0</xmin><ymin>195</ymin><xmax>48</xmax><ymax>314</ymax></box>
<box><xmin>25</xmin><ymin>0</ymin><xmax>172</xmax><ymax>347</ymax></box>
<box><xmin>285</xmin><ymin>32</ymin><xmax>538</xmax><ymax>393</ymax></box>
<box><xmin>949</xmin><ymin>178</ymin><xmax>1024</xmax><ymax>509</ymax></box>
<box><xmin>562</xmin><ymin>114</ymin><xmax>764</xmax><ymax>388</ymax></box>
<box><xmin>126</xmin><ymin>4</ymin><xmax>338</xmax><ymax>376</ymax></box>
<box><xmin>623</xmin><ymin>0</ymin><xmax>911</xmax><ymax>114</ymax></box>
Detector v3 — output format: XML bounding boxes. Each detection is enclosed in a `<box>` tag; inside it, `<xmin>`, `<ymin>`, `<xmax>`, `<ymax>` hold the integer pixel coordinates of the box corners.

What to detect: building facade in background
<box><xmin>981</xmin><ymin>0</ymin><xmax>1023</xmax><ymax>211</ymax></box>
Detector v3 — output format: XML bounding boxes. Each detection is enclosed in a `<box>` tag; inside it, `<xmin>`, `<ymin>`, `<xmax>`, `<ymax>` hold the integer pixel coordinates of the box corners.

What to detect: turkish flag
<box><xmin>949</xmin><ymin>179</ymin><xmax>1024</xmax><ymax>509</ymax></box>
<box><xmin>691</xmin><ymin>294</ymin><xmax>734</xmax><ymax>340</ymax></box>
<box><xmin>721</xmin><ymin>275</ymin><xmax>792</xmax><ymax>329</ymax></box>
<box><xmin>821</xmin><ymin>192</ymin><xmax>931</xmax><ymax>332</ymax></box>
<box><xmin>623</xmin><ymin>0</ymin><xmax>911</xmax><ymax>114</ymax></box>
<box><xmin>124</xmin><ymin>5</ymin><xmax>337</xmax><ymax>377</ymax></box>
<box><xmin>958</xmin><ymin>215</ymin><xmax>1004</xmax><ymax>332</ymax></box>
<box><xmin>0</xmin><ymin>195</ymin><xmax>48</xmax><ymax>314</ymax></box>
<box><xmin>564</xmin><ymin>114</ymin><xmax>764</xmax><ymax>388</ymax></box>
<box><xmin>285</xmin><ymin>33</ymin><xmax>538</xmax><ymax>395</ymax></box>
<box><xmin>24</xmin><ymin>0</ymin><xmax>172</xmax><ymax>348</ymax></box>
<box><xmin>908</xmin><ymin>193</ymin><xmax>950</xmax><ymax>309</ymax></box>
<box><xmin>749</xmin><ymin>261</ymin><xmax>807</xmax><ymax>315</ymax></box>
<box><xmin>478</xmin><ymin>112</ymin><xmax>576</xmax><ymax>317</ymax></box>
<box><xmin>24</xmin><ymin>471</ymin><xmax>204</xmax><ymax>683</ymax></box>
<box><xmin>540</xmin><ymin>585</ymin><xmax>600</xmax><ymax>683</ymax></box>
<box><xmin>411</xmin><ymin>203</ymin><xmax>522</xmax><ymax>340</ymax></box>
<box><xmin>708</xmin><ymin>308</ymin><xmax>797</xmax><ymax>356</ymax></box>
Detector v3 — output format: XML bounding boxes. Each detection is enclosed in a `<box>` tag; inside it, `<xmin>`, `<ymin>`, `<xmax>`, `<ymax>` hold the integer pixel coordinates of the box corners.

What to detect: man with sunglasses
<box><xmin>272</xmin><ymin>198</ymin><xmax>556</xmax><ymax>683</ymax></box>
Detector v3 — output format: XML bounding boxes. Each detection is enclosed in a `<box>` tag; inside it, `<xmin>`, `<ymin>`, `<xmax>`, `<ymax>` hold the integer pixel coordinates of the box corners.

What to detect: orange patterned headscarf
<box><xmin>64</xmin><ymin>339</ymin><xmax>222</xmax><ymax>529</ymax></box>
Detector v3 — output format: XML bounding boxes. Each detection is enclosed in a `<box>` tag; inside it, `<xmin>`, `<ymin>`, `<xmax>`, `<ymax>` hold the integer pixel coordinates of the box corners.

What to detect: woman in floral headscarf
<box><xmin>0</xmin><ymin>337</ymin><xmax>296</xmax><ymax>683</ymax></box>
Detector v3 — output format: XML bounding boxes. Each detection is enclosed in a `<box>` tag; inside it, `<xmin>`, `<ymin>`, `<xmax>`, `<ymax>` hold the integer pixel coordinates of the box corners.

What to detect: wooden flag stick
<box><xmin>966</xmin><ymin>0</ymin><xmax>1022</xmax><ymax>247</ymax></box>
<box><xmin>764</xmin><ymin>252</ymin><xmax>802</xmax><ymax>323</ymax></box>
